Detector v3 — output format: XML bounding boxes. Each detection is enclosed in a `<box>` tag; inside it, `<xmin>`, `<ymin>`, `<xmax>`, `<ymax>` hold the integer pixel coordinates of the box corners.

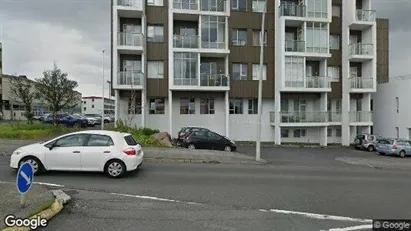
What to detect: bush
<box><xmin>0</xmin><ymin>123</ymin><xmax>80</xmax><ymax>140</ymax></box>
<box><xmin>110</xmin><ymin>119</ymin><xmax>160</xmax><ymax>146</ymax></box>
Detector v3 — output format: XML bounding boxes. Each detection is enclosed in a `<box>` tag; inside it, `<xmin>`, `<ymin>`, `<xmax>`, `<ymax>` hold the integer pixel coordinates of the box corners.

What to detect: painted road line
<box><xmin>259</xmin><ymin>209</ymin><xmax>372</xmax><ymax>223</ymax></box>
<box><xmin>321</xmin><ymin>224</ymin><xmax>372</xmax><ymax>231</ymax></box>
<box><xmin>110</xmin><ymin>192</ymin><xmax>204</xmax><ymax>205</ymax></box>
<box><xmin>34</xmin><ymin>182</ymin><xmax>65</xmax><ymax>187</ymax></box>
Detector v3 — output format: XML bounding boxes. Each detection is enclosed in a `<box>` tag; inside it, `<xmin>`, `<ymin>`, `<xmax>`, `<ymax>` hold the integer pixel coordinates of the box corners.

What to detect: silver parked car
<box><xmin>376</xmin><ymin>138</ymin><xmax>411</xmax><ymax>158</ymax></box>
<box><xmin>354</xmin><ymin>133</ymin><xmax>381</xmax><ymax>152</ymax></box>
<box><xmin>83</xmin><ymin>114</ymin><xmax>102</xmax><ymax>124</ymax></box>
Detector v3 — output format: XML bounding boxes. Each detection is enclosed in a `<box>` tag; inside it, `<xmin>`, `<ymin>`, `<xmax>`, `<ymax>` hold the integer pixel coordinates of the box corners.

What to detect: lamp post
<box><xmin>101</xmin><ymin>49</ymin><xmax>105</xmax><ymax>130</ymax></box>
<box><xmin>256</xmin><ymin>0</ymin><xmax>267</xmax><ymax>162</ymax></box>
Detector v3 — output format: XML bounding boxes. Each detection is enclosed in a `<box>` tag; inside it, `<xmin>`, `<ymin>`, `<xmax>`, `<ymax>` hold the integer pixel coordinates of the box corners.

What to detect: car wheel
<box><xmin>105</xmin><ymin>160</ymin><xmax>126</xmax><ymax>178</ymax></box>
<box><xmin>19</xmin><ymin>157</ymin><xmax>44</xmax><ymax>175</ymax></box>
<box><xmin>367</xmin><ymin>145</ymin><xmax>375</xmax><ymax>152</ymax></box>
<box><xmin>224</xmin><ymin>146</ymin><xmax>232</xmax><ymax>152</ymax></box>
<box><xmin>399</xmin><ymin>151</ymin><xmax>406</xmax><ymax>158</ymax></box>
<box><xmin>188</xmin><ymin>144</ymin><xmax>196</xmax><ymax>149</ymax></box>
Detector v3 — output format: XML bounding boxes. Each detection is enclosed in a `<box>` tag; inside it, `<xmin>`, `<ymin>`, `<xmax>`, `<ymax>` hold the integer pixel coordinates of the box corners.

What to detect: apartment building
<box><xmin>82</xmin><ymin>96</ymin><xmax>115</xmax><ymax>115</ymax></box>
<box><xmin>110</xmin><ymin>0</ymin><xmax>389</xmax><ymax>145</ymax></box>
<box><xmin>0</xmin><ymin>42</ymin><xmax>3</xmax><ymax>115</ymax></box>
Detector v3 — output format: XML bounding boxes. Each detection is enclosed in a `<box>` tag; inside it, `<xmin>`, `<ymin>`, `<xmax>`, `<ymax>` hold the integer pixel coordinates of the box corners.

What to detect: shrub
<box><xmin>0</xmin><ymin>123</ymin><xmax>80</xmax><ymax>140</ymax></box>
<box><xmin>110</xmin><ymin>119</ymin><xmax>160</xmax><ymax>146</ymax></box>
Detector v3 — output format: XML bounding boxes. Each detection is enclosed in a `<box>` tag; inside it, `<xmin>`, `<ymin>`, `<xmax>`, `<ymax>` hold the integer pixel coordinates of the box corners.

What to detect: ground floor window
<box><xmin>149</xmin><ymin>98</ymin><xmax>165</xmax><ymax>114</ymax></box>
<box><xmin>200</xmin><ymin>98</ymin><xmax>215</xmax><ymax>114</ymax></box>
<box><xmin>293</xmin><ymin>129</ymin><xmax>306</xmax><ymax>138</ymax></box>
<box><xmin>281</xmin><ymin>128</ymin><xmax>289</xmax><ymax>138</ymax></box>
<box><xmin>248</xmin><ymin>99</ymin><xmax>257</xmax><ymax>114</ymax></box>
<box><xmin>230</xmin><ymin>98</ymin><xmax>243</xmax><ymax>114</ymax></box>
<box><xmin>180</xmin><ymin>98</ymin><xmax>195</xmax><ymax>114</ymax></box>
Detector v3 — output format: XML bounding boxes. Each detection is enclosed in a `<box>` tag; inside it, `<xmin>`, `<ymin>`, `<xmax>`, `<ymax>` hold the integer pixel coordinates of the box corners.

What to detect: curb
<box><xmin>145</xmin><ymin>157</ymin><xmax>267</xmax><ymax>165</ymax></box>
<box><xmin>2</xmin><ymin>190</ymin><xmax>71</xmax><ymax>231</ymax></box>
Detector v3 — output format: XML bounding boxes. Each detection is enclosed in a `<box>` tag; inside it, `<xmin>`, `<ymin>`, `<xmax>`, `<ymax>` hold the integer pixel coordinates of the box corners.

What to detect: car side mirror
<box><xmin>49</xmin><ymin>143</ymin><xmax>56</xmax><ymax>150</ymax></box>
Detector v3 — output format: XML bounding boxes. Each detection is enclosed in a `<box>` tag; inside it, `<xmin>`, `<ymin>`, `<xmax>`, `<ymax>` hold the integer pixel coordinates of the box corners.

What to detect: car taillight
<box><xmin>123</xmin><ymin>148</ymin><xmax>136</xmax><ymax>155</ymax></box>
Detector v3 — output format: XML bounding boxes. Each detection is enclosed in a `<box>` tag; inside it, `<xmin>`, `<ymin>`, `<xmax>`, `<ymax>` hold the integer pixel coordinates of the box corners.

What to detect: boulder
<box><xmin>152</xmin><ymin>132</ymin><xmax>173</xmax><ymax>147</ymax></box>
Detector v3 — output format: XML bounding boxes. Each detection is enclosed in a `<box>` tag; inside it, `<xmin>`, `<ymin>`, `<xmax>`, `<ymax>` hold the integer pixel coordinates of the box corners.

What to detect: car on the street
<box><xmin>181</xmin><ymin>129</ymin><xmax>236</xmax><ymax>152</ymax></box>
<box><xmin>73</xmin><ymin>114</ymin><xmax>96</xmax><ymax>127</ymax></box>
<box><xmin>43</xmin><ymin>114</ymin><xmax>88</xmax><ymax>127</ymax></box>
<box><xmin>354</xmin><ymin>133</ymin><xmax>381</xmax><ymax>152</ymax></box>
<box><xmin>177</xmin><ymin>127</ymin><xmax>210</xmax><ymax>146</ymax></box>
<box><xmin>83</xmin><ymin>114</ymin><xmax>102</xmax><ymax>124</ymax></box>
<box><xmin>104</xmin><ymin>114</ymin><xmax>115</xmax><ymax>123</ymax></box>
<box><xmin>39</xmin><ymin>113</ymin><xmax>50</xmax><ymax>122</ymax></box>
<box><xmin>9</xmin><ymin>130</ymin><xmax>144</xmax><ymax>178</ymax></box>
<box><xmin>376</xmin><ymin>138</ymin><xmax>411</xmax><ymax>158</ymax></box>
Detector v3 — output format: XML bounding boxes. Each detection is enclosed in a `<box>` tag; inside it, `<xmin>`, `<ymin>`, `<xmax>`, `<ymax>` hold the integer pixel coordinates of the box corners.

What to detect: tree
<box><xmin>9</xmin><ymin>76</ymin><xmax>39</xmax><ymax>124</ymax></box>
<box><xmin>35</xmin><ymin>64</ymin><xmax>79</xmax><ymax>124</ymax></box>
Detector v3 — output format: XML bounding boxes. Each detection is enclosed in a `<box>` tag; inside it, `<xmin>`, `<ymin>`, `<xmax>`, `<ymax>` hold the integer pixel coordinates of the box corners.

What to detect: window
<box><xmin>55</xmin><ymin>134</ymin><xmax>88</xmax><ymax>147</ymax></box>
<box><xmin>232</xmin><ymin>29</ymin><xmax>247</xmax><ymax>46</ymax></box>
<box><xmin>294</xmin><ymin>129</ymin><xmax>306</xmax><ymax>138</ymax></box>
<box><xmin>83</xmin><ymin>101</ymin><xmax>86</xmax><ymax>104</ymax></box>
<box><xmin>83</xmin><ymin>107</ymin><xmax>86</xmax><ymax>111</ymax></box>
<box><xmin>147</xmin><ymin>0</ymin><xmax>163</xmax><ymax>6</ymax></box>
<box><xmin>147</xmin><ymin>25</ymin><xmax>164</xmax><ymax>42</ymax></box>
<box><xmin>200</xmin><ymin>98</ymin><xmax>215</xmax><ymax>114</ymax></box>
<box><xmin>252</xmin><ymin>64</ymin><xmax>267</xmax><ymax>80</ymax></box>
<box><xmin>174</xmin><ymin>53</ymin><xmax>198</xmax><ymax>85</ymax></box>
<box><xmin>149</xmin><ymin>98</ymin><xmax>165</xmax><ymax>114</ymax></box>
<box><xmin>328</xmin><ymin>66</ymin><xmax>340</xmax><ymax>82</ymax></box>
<box><xmin>208</xmin><ymin>131</ymin><xmax>221</xmax><ymax>140</ymax></box>
<box><xmin>201</xmin><ymin>16</ymin><xmax>226</xmax><ymax>49</ymax></box>
<box><xmin>285</xmin><ymin>57</ymin><xmax>304</xmax><ymax>87</ymax></box>
<box><xmin>248</xmin><ymin>99</ymin><xmax>258</xmax><ymax>114</ymax></box>
<box><xmin>92</xmin><ymin>105</ymin><xmax>94</xmax><ymax>108</ymax></box>
<box><xmin>86</xmin><ymin>135</ymin><xmax>114</xmax><ymax>146</ymax></box>
<box><xmin>92</xmin><ymin>99</ymin><xmax>94</xmax><ymax>102</ymax></box>
<box><xmin>148</xmin><ymin>61</ymin><xmax>164</xmax><ymax>79</ymax></box>
<box><xmin>124</xmin><ymin>135</ymin><xmax>138</xmax><ymax>146</ymax></box>
<box><xmin>252</xmin><ymin>30</ymin><xmax>267</xmax><ymax>46</ymax></box>
<box><xmin>332</xmin><ymin>5</ymin><xmax>341</xmax><ymax>17</ymax></box>
<box><xmin>128</xmin><ymin>95</ymin><xmax>142</xmax><ymax>114</ymax></box>
<box><xmin>395</xmin><ymin>97</ymin><xmax>399</xmax><ymax>113</ymax></box>
<box><xmin>232</xmin><ymin>0</ymin><xmax>247</xmax><ymax>11</ymax></box>
<box><xmin>306</xmin><ymin>0</ymin><xmax>328</xmax><ymax>18</ymax></box>
<box><xmin>336</xmin><ymin>128</ymin><xmax>342</xmax><ymax>137</ymax></box>
<box><xmin>229</xmin><ymin>98</ymin><xmax>243</xmax><ymax>114</ymax></box>
<box><xmin>232</xmin><ymin>63</ymin><xmax>247</xmax><ymax>80</ymax></box>
<box><xmin>396</xmin><ymin>127</ymin><xmax>399</xmax><ymax>138</ymax></box>
<box><xmin>180</xmin><ymin>98</ymin><xmax>195</xmax><ymax>114</ymax></box>
<box><xmin>252</xmin><ymin>0</ymin><xmax>265</xmax><ymax>12</ymax></box>
<box><xmin>330</xmin><ymin>35</ymin><xmax>340</xmax><ymax>50</ymax></box>
<box><xmin>327</xmin><ymin>128</ymin><xmax>332</xmax><ymax>137</ymax></box>
<box><xmin>306</xmin><ymin>22</ymin><xmax>328</xmax><ymax>53</ymax></box>
<box><xmin>281</xmin><ymin>128</ymin><xmax>289</xmax><ymax>138</ymax></box>
<box><xmin>336</xmin><ymin>99</ymin><xmax>341</xmax><ymax>114</ymax></box>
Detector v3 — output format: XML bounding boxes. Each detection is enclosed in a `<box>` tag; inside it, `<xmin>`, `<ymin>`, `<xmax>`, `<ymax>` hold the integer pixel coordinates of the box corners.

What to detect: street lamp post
<box><xmin>256</xmin><ymin>0</ymin><xmax>267</xmax><ymax>162</ymax></box>
<box><xmin>101</xmin><ymin>49</ymin><xmax>105</xmax><ymax>130</ymax></box>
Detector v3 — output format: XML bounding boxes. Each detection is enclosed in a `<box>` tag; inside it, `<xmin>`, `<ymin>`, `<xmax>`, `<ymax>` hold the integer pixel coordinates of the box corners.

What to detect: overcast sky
<box><xmin>0</xmin><ymin>0</ymin><xmax>410</xmax><ymax>97</ymax></box>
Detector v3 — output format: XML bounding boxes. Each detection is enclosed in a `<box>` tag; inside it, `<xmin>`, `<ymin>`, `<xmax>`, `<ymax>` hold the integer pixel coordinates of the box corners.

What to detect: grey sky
<box><xmin>0</xmin><ymin>0</ymin><xmax>410</xmax><ymax>96</ymax></box>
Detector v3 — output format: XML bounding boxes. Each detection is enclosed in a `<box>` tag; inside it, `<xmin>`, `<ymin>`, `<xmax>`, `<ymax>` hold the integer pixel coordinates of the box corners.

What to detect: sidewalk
<box><xmin>0</xmin><ymin>182</ymin><xmax>55</xmax><ymax>229</ymax></box>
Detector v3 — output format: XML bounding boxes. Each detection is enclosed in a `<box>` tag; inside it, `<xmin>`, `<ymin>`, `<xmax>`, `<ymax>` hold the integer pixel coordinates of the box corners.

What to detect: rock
<box><xmin>152</xmin><ymin>132</ymin><xmax>173</xmax><ymax>147</ymax></box>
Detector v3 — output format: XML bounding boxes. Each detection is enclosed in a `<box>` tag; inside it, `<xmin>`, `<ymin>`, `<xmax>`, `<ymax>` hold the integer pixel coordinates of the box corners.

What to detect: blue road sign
<box><xmin>16</xmin><ymin>162</ymin><xmax>34</xmax><ymax>194</ymax></box>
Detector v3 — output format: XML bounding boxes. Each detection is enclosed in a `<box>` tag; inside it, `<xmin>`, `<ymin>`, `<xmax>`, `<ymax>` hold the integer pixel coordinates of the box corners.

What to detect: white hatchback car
<box><xmin>10</xmin><ymin>130</ymin><xmax>144</xmax><ymax>178</ymax></box>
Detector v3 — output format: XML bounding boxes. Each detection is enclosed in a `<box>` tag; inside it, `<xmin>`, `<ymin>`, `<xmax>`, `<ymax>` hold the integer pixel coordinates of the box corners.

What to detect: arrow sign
<box><xmin>16</xmin><ymin>162</ymin><xmax>34</xmax><ymax>194</ymax></box>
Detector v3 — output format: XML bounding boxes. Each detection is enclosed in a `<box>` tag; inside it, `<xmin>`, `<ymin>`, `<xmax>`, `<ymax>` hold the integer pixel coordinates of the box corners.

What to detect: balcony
<box><xmin>116</xmin><ymin>71</ymin><xmax>144</xmax><ymax>89</ymax></box>
<box><xmin>283</xmin><ymin>77</ymin><xmax>331</xmax><ymax>92</ymax></box>
<box><xmin>200</xmin><ymin>0</ymin><xmax>226</xmax><ymax>12</ymax></box>
<box><xmin>173</xmin><ymin>0</ymin><xmax>198</xmax><ymax>10</ymax></box>
<box><xmin>172</xmin><ymin>74</ymin><xmax>230</xmax><ymax>91</ymax></box>
<box><xmin>349</xmin><ymin>111</ymin><xmax>372</xmax><ymax>124</ymax></box>
<box><xmin>117</xmin><ymin>32</ymin><xmax>144</xmax><ymax>54</ymax></box>
<box><xmin>328</xmin><ymin>112</ymin><xmax>342</xmax><ymax>124</ymax></box>
<box><xmin>173</xmin><ymin>35</ymin><xmax>199</xmax><ymax>49</ymax></box>
<box><xmin>200</xmin><ymin>74</ymin><xmax>229</xmax><ymax>87</ymax></box>
<box><xmin>285</xmin><ymin>40</ymin><xmax>305</xmax><ymax>53</ymax></box>
<box><xmin>280</xmin><ymin>111</ymin><xmax>328</xmax><ymax>125</ymax></box>
<box><xmin>279</xmin><ymin>3</ymin><xmax>306</xmax><ymax>17</ymax></box>
<box><xmin>116</xmin><ymin>0</ymin><xmax>144</xmax><ymax>17</ymax></box>
<box><xmin>201</xmin><ymin>41</ymin><xmax>226</xmax><ymax>49</ymax></box>
<box><xmin>349</xmin><ymin>77</ymin><xmax>374</xmax><ymax>92</ymax></box>
<box><xmin>350</xmin><ymin>10</ymin><xmax>376</xmax><ymax>30</ymax></box>
<box><xmin>348</xmin><ymin>43</ymin><xmax>373</xmax><ymax>62</ymax></box>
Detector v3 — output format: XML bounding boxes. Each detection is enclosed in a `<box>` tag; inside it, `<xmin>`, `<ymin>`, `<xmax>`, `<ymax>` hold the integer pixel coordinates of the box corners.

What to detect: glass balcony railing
<box><xmin>349</xmin><ymin>43</ymin><xmax>373</xmax><ymax>56</ymax></box>
<box><xmin>174</xmin><ymin>77</ymin><xmax>199</xmax><ymax>86</ymax></box>
<box><xmin>349</xmin><ymin>77</ymin><xmax>374</xmax><ymax>89</ymax></box>
<box><xmin>117</xmin><ymin>71</ymin><xmax>144</xmax><ymax>86</ymax></box>
<box><xmin>200</xmin><ymin>74</ymin><xmax>229</xmax><ymax>87</ymax></box>
<box><xmin>328</xmin><ymin>112</ymin><xmax>342</xmax><ymax>123</ymax></box>
<box><xmin>117</xmin><ymin>32</ymin><xmax>144</xmax><ymax>47</ymax></box>
<box><xmin>284</xmin><ymin>77</ymin><xmax>330</xmax><ymax>89</ymax></box>
<box><xmin>355</xmin><ymin>9</ymin><xmax>376</xmax><ymax>22</ymax></box>
<box><xmin>280</xmin><ymin>112</ymin><xmax>328</xmax><ymax>123</ymax></box>
<box><xmin>279</xmin><ymin>4</ymin><xmax>306</xmax><ymax>17</ymax></box>
<box><xmin>285</xmin><ymin>40</ymin><xmax>305</xmax><ymax>52</ymax></box>
<box><xmin>200</xmin><ymin>0</ymin><xmax>226</xmax><ymax>12</ymax></box>
<box><xmin>173</xmin><ymin>0</ymin><xmax>198</xmax><ymax>10</ymax></box>
<box><xmin>201</xmin><ymin>41</ymin><xmax>226</xmax><ymax>49</ymax></box>
<box><xmin>349</xmin><ymin>111</ymin><xmax>372</xmax><ymax>123</ymax></box>
<box><xmin>117</xmin><ymin>0</ymin><xmax>143</xmax><ymax>8</ymax></box>
<box><xmin>173</xmin><ymin>35</ymin><xmax>199</xmax><ymax>48</ymax></box>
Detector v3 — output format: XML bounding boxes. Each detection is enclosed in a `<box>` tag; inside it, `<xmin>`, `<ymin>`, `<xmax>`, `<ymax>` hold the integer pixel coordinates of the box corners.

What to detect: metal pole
<box><xmin>101</xmin><ymin>49</ymin><xmax>105</xmax><ymax>130</ymax></box>
<box><xmin>256</xmin><ymin>0</ymin><xmax>267</xmax><ymax>162</ymax></box>
<box><xmin>20</xmin><ymin>194</ymin><xmax>26</xmax><ymax>208</ymax></box>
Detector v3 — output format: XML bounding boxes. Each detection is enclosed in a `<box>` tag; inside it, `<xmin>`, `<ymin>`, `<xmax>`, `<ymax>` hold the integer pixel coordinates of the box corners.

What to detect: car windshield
<box><xmin>378</xmin><ymin>139</ymin><xmax>393</xmax><ymax>144</ymax></box>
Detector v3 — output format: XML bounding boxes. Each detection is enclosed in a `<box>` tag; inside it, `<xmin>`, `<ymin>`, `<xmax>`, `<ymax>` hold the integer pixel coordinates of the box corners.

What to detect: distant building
<box><xmin>82</xmin><ymin>96</ymin><xmax>115</xmax><ymax>115</ymax></box>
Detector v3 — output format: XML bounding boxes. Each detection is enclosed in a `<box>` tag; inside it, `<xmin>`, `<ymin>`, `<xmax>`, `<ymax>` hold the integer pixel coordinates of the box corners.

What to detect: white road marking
<box><xmin>259</xmin><ymin>209</ymin><xmax>372</xmax><ymax>223</ymax></box>
<box><xmin>110</xmin><ymin>192</ymin><xmax>203</xmax><ymax>205</ymax></box>
<box><xmin>34</xmin><ymin>182</ymin><xmax>65</xmax><ymax>187</ymax></box>
<box><xmin>320</xmin><ymin>224</ymin><xmax>372</xmax><ymax>231</ymax></box>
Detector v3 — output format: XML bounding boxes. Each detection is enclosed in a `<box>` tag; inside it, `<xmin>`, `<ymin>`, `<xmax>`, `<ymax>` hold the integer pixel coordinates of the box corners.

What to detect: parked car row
<box><xmin>354</xmin><ymin>133</ymin><xmax>410</xmax><ymax>158</ymax></box>
<box><xmin>41</xmin><ymin>113</ymin><xmax>115</xmax><ymax>127</ymax></box>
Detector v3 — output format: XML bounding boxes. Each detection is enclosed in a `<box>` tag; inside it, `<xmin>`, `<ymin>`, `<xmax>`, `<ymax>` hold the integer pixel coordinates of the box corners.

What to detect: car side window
<box><xmin>86</xmin><ymin>134</ymin><xmax>114</xmax><ymax>146</ymax></box>
<box><xmin>193</xmin><ymin>131</ymin><xmax>207</xmax><ymax>139</ymax></box>
<box><xmin>208</xmin><ymin>132</ymin><xmax>221</xmax><ymax>140</ymax></box>
<box><xmin>55</xmin><ymin>134</ymin><xmax>88</xmax><ymax>147</ymax></box>
<box><xmin>368</xmin><ymin>135</ymin><xmax>374</xmax><ymax>140</ymax></box>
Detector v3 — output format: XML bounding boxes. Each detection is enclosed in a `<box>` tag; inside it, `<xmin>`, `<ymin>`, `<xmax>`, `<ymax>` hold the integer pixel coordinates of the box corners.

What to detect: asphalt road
<box><xmin>0</xmin><ymin>147</ymin><xmax>410</xmax><ymax>231</ymax></box>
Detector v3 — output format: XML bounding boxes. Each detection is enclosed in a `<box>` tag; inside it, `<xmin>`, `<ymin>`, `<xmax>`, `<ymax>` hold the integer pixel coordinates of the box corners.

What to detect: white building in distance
<box><xmin>82</xmin><ymin>96</ymin><xmax>115</xmax><ymax>115</ymax></box>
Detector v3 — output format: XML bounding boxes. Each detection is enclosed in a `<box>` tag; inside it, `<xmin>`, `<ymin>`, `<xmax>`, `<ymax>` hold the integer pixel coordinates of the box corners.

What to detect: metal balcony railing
<box><xmin>173</xmin><ymin>35</ymin><xmax>199</xmax><ymax>48</ymax></box>
<box><xmin>280</xmin><ymin>111</ymin><xmax>328</xmax><ymax>123</ymax></box>
<box><xmin>349</xmin><ymin>111</ymin><xmax>372</xmax><ymax>123</ymax></box>
<box><xmin>279</xmin><ymin>3</ymin><xmax>306</xmax><ymax>17</ymax></box>
<box><xmin>355</xmin><ymin>9</ymin><xmax>376</xmax><ymax>22</ymax></box>
<box><xmin>349</xmin><ymin>43</ymin><xmax>373</xmax><ymax>56</ymax></box>
<box><xmin>200</xmin><ymin>74</ymin><xmax>229</xmax><ymax>87</ymax></box>
<box><xmin>201</xmin><ymin>41</ymin><xmax>226</xmax><ymax>49</ymax></box>
<box><xmin>173</xmin><ymin>0</ymin><xmax>198</xmax><ymax>10</ymax></box>
<box><xmin>117</xmin><ymin>32</ymin><xmax>144</xmax><ymax>46</ymax></box>
<box><xmin>285</xmin><ymin>40</ymin><xmax>305</xmax><ymax>52</ymax></box>
<box><xmin>117</xmin><ymin>71</ymin><xmax>144</xmax><ymax>86</ymax></box>
<box><xmin>284</xmin><ymin>77</ymin><xmax>330</xmax><ymax>89</ymax></box>
<box><xmin>200</xmin><ymin>0</ymin><xmax>226</xmax><ymax>12</ymax></box>
<box><xmin>117</xmin><ymin>0</ymin><xmax>143</xmax><ymax>8</ymax></box>
<box><xmin>349</xmin><ymin>77</ymin><xmax>374</xmax><ymax>89</ymax></box>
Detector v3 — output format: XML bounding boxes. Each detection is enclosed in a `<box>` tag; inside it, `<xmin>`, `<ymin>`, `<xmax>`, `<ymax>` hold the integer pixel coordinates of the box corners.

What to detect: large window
<box><xmin>232</xmin><ymin>63</ymin><xmax>247</xmax><ymax>80</ymax></box>
<box><xmin>200</xmin><ymin>98</ymin><xmax>215</xmax><ymax>114</ymax></box>
<box><xmin>252</xmin><ymin>64</ymin><xmax>267</xmax><ymax>80</ymax></box>
<box><xmin>284</xmin><ymin>57</ymin><xmax>304</xmax><ymax>87</ymax></box>
<box><xmin>180</xmin><ymin>98</ymin><xmax>195</xmax><ymax>114</ymax></box>
<box><xmin>293</xmin><ymin>129</ymin><xmax>306</xmax><ymax>138</ymax></box>
<box><xmin>306</xmin><ymin>0</ymin><xmax>328</xmax><ymax>18</ymax></box>
<box><xmin>232</xmin><ymin>0</ymin><xmax>247</xmax><ymax>11</ymax></box>
<box><xmin>329</xmin><ymin>35</ymin><xmax>340</xmax><ymax>50</ymax></box>
<box><xmin>229</xmin><ymin>98</ymin><xmax>243</xmax><ymax>114</ymax></box>
<box><xmin>328</xmin><ymin>66</ymin><xmax>340</xmax><ymax>82</ymax></box>
<box><xmin>147</xmin><ymin>25</ymin><xmax>164</xmax><ymax>42</ymax></box>
<box><xmin>252</xmin><ymin>0</ymin><xmax>265</xmax><ymax>12</ymax></box>
<box><xmin>306</xmin><ymin>22</ymin><xmax>328</xmax><ymax>53</ymax></box>
<box><xmin>174</xmin><ymin>53</ymin><xmax>198</xmax><ymax>86</ymax></box>
<box><xmin>147</xmin><ymin>61</ymin><xmax>164</xmax><ymax>79</ymax></box>
<box><xmin>201</xmin><ymin>16</ymin><xmax>226</xmax><ymax>49</ymax></box>
<box><xmin>149</xmin><ymin>98</ymin><xmax>165</xmax><ymax>114</ymax></box>
<box><xmin>248</xmin><ymin>99</ymin><xmax>257</xmax><ymax>114</ymax></box>
<box><xmin>252</xmin><ymin>30</ymin><xmax>267</xmax><ymax>46</ymax></box>
<box><xmin>232</xmin><ymin>29</ymin><xmax>247</xmax><ymax>46</ymax></box>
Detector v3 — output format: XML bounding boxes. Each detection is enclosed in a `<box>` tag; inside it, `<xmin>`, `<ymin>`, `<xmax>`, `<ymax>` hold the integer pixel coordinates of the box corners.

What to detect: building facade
<box><xmin>82</xmin><ymin>96</ymin><xmax>115</xmax><ymax>115</ymax></box>
<box><xmin>111</xmin><ymin>0</ymin><xmax>389</xmax><ymax>145</ymax></box>
<box><xmin>0</xmin><ymin>42</ymin><xmax>3</xmax><ymax>116</ymax></box>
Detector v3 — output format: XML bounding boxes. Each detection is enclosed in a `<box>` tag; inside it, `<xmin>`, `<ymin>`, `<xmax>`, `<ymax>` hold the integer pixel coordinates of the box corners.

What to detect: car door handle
<box><xmin>103</xmin><ymin>151</ymin><xmax>110</xmax><ymax>153</ymax></box>
<box><xmin>73</xmin><ymin>151</ymin><xmax>80</xmax><ymax>153</ymax></box>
